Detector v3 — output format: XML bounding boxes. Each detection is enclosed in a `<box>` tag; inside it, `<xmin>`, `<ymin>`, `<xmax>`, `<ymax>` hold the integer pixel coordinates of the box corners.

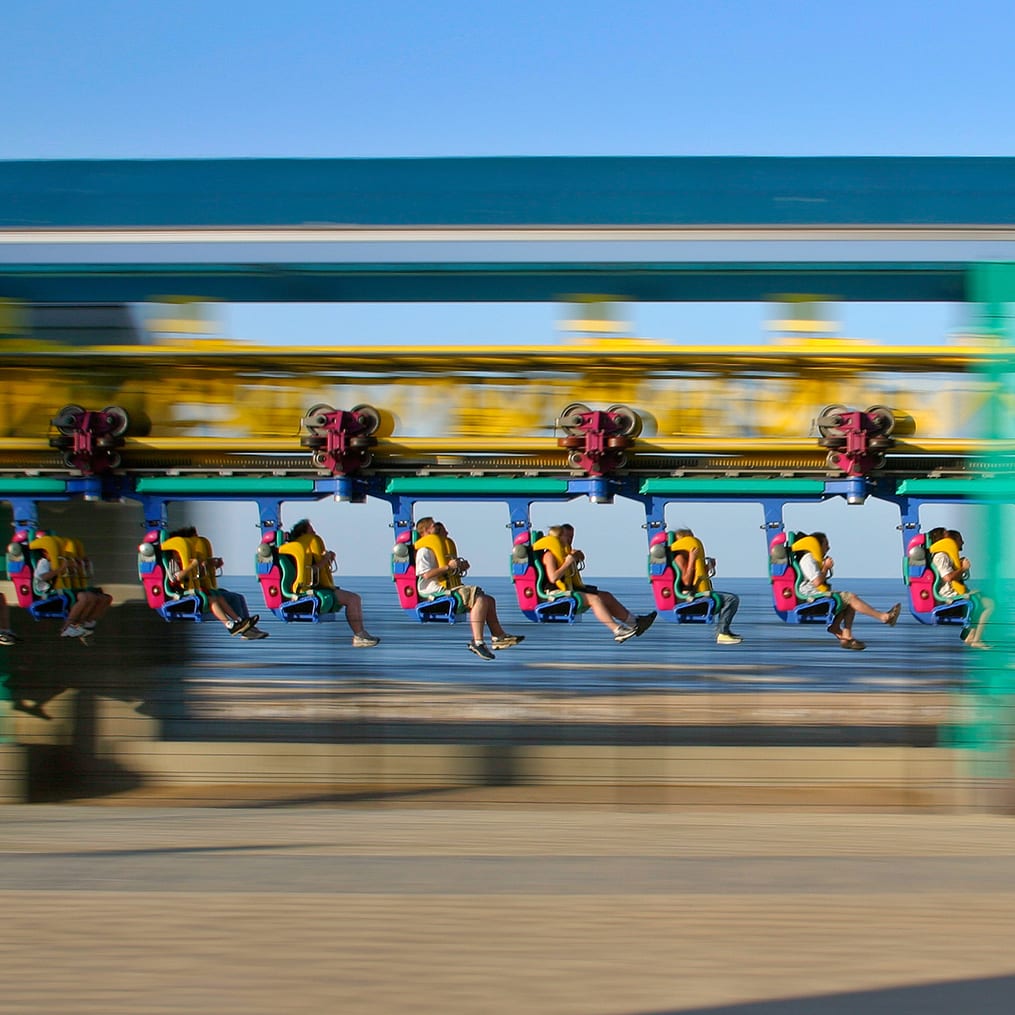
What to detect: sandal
<box><xmin>839</xmin><ymin>638</ymin><xmax>866</xmax><ymax>651</ymax></box>
<box><xmin>885</xmin><ymin>603</ymin><xmax>901</xmax><ymax>627</ymax></box>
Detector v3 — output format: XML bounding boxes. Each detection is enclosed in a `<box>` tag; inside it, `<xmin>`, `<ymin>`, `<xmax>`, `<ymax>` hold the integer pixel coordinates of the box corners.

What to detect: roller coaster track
<box><xmin>0</xmin><ymin>435</ymin><xmax>1013</xmax><ymax>482</ymax></box>
<box><xmin>1</xmin><ymin>340</ymin><xmax>1012</xmax><ymax>484</ymax></box>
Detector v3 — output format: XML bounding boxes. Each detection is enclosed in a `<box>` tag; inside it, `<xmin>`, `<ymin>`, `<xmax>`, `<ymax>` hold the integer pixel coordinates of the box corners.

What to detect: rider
<box><xmin>930</xmin><ymin>527</ymin><xmax>994</xmax><ymax>649</ymax></box>
<box><xmin>163</xmin><ymin>527</ymin><xmax>256</xmax><ymax>637</ymax></box>
<box><xmin>28</xmin><ymin>531</ymin><xmax>110</xmax><ymax>642</ymax></box>
<box><xmin>794</xmin><ymin>531</ymin><xmax>900</xmax><ymax>650</ymax></box>
<box><xmin>670</xmin><ymin>527</ymin><xmax>743</xmax><ymax>645</ymax></box>
<box><xmin>173</xmin><ymin>526</ymin><xmax>269</xmax><ymax>640</ymax></box>
<box><xmin>414</xmin><ymin>516</ymin><xmax>523</xmax><ymax>660</ymax></box>
<box><xmin>288</xmin><ymin>519</ymin><xmax>379</xmax><ymax>647</ymax></box>
<box><xmin>544</xmin><ymin>523</ymin><xmax>656</xmax><ymax>643</ymax></box>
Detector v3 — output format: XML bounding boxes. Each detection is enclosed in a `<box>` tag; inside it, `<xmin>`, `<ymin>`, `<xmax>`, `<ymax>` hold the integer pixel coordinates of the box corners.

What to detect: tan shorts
<box><xmin>456</xmin><ymin>585</ymin><xmax>483</xmax><ymax>610</ymax></box>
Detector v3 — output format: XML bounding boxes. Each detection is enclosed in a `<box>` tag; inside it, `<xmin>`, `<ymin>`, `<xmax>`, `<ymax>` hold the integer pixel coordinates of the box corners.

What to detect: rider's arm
<box><xmin>542</xmin><ymin>550</ymin><xmax>575</xmax><ymax>583</ymax></box>
<box><xmin>418</xmin><ymin>547</ymin><xmax>456</xmax><ymax>582</ymax></box>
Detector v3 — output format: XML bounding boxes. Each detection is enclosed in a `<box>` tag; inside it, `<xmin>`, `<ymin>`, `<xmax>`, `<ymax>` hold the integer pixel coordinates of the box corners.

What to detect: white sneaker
<box><xmin>352</xmin><ymin>633</ymin><xmax>380</xmax><ymax>648</ymax></box>
<box><xmin>61</xmin><ymin>625</ymin><xmax>86</xmax><ymax>638</ymax></box>
<box><xmin>614</xmin><ymin>624</ymin><xmax>637</xmax><ymax>643</ymax></box>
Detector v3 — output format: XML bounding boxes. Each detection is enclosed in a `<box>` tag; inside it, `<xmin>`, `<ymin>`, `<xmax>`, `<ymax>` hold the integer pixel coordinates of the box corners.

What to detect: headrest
<box><xmin>395</xmin><ymin>530</ymin><xmax>412</xmax><ymax>544</ymax></box>
<box><xmin>513</xmin><ymin>531</ymin><xmax>531</xmax><ymax>546</ymax></box>
<box><xmin>649</xmin><ymin>532</ymin><xmax>668</xmax><ymax>546</ymax></box>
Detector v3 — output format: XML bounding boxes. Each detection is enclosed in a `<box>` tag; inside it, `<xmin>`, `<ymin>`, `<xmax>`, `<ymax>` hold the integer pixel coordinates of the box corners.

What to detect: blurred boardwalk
<box><xmin>2</xmin><ymin>804</ymin><xmax>1014</xmax><ymax>1014</ymax></box>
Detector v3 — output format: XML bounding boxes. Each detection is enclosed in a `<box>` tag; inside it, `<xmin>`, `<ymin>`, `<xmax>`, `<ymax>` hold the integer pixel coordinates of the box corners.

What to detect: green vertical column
<box><xmin>963</xmin><ymin>263</ymin><xmax>1015</xmax><ymax>778</ymax></box>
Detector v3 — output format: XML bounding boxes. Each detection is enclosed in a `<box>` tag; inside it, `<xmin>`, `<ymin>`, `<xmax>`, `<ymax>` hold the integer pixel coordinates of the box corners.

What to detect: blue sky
<box><xmin>4</xmin><ymin>0</ymin><xmax>1011</xmax><ymax>575</ymax></box>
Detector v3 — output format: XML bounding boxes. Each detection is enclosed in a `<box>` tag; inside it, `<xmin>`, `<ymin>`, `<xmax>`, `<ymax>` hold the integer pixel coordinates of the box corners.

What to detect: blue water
<box><xmin>160</xmin><ymin>575</ymin><xmax>993</xmax><ymax>695</ymax></box>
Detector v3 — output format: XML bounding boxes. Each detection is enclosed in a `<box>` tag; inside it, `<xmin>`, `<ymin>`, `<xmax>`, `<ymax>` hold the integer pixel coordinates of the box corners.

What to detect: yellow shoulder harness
<box><xmin>670</xmin><ymin>534</ymin><xmax>712</xmax><ymax>593</ymax></box>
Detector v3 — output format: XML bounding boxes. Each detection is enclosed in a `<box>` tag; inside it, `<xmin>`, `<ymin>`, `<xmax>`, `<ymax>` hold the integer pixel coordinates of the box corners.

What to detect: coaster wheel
<box><xmin>303</xmin><ymin>403</ymin><xmax>335</xmax><ymax>434</ymax></box>
<box><xmin>101</xmin><ymin>405</ymin><xmax>130</xmax><ymax>437</ymax></box>
<box><xmin>53</xmin><ymin>404</ymin><xmax>85</xmax><ymax>435</ymax></box>
<box><xmin>865</xmin><ymin>404</ymin><xmax>896</xmax><ymax>436</ymax></box>
<box><xmin>350</xmin><ymin>403</ymin><xmax>381</xmax><ymax>436</ymax></box>
<box><xmin>558</xmin><ymin>402</ymin><xmax>592</xmax><ymax>436</ymax></box>
<box><xmin>606</xmin><ymin>403</ymin><xmax>642</xmax><ymax>437</ymax></box>
<box><xmin>816</xmin><ymin>404</ymin><xmax>850</xmax><ymax>440</ymax></box>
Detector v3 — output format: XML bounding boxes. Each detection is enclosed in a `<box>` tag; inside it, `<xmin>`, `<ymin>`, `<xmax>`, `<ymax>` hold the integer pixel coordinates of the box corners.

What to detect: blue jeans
<box><xmin>715</xmin><ymin>591</ymin><xmax>740</xmax><ymax>634</ymax></box>
<box><xmin>219</xmin><ymin>588</ymin><xmax>250</xmax><ymax>620</ymax></box>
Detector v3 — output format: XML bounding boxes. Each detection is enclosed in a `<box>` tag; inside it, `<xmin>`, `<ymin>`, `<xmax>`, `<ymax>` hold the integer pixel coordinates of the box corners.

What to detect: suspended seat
<box><xmin>390</xmin><ymin>530</ymin><xmax>465</xmax><ymax>623</ymax></box>
<box><xmin>768</xmin><ymin>532</ymin><xmax>841</xmax><ymax>625</ymax></box>
<box><xmin>647</xmin><ymin>531</ymin><xmax>719</xmax><ymax>624</ymax></box>
<box><xmin>510</xmin><ymin>530</ymin><xmax>587</xmax><ymax>623</ymax></box>
<box><xmin>6</xmin><ymin>530</ymin><xmax>74</xmax><ymax>621</ymax></box>
<box><xmin>904</xmin><ymin>533</ymin><xmax>973</xmax><ymax>626</ymax></box>
<box><xmin>138</xmin><ymin>531</ymin><xmax>207</xmax><ymax>622</ymax></box>
<box><xmin>255</xmin><ymin>531</ymin><xmax>340</xmax><ymax>623</ymax></box>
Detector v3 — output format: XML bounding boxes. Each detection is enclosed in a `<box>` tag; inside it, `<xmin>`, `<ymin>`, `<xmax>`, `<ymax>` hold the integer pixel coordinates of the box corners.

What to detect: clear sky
<box><xmin>4</xmin><ymin>0</ymin><xmax>1011</xmax><ymax>575</ymax></box>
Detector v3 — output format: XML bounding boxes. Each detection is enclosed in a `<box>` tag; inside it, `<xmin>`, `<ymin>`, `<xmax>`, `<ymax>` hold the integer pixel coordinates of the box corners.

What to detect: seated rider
<box><xmin>794</xmin><ymin>531</ymin><xmax>900</xmax><ymax>651</ymax></box>
<box><xmin>546</xmin><ymin>523</ymin><xmax>655</xmax><ymax>643</ymax></box>
<box><xmin>414</xmin><ymin>516</ymin><xmax>523</xmax><ymax>660</ymax></box>
<box><xmin>58</xmin><ymin>537</ymin><xmax>112</xmax><ymax>640</ymax></box>
<box><xmin>288</xmin><ymin>519</ymin><xmax>379</xmax><ymax>647</ymax></box>
<box><xmin>173</xmin><ymin>526</ymin><xmax>268</xmax><ymax>640</ymax></box>
<box><xmin>929</xmin><ymin>527</ymin><xmax>993</xmax><ymax>649</ymax></box>
<box><xmin>163</xmin><ymin>527</ymin><xmax>255</xmax><ymax>637</ymax></box>
<box><xmin>28</xmin><ymin>532</ymin><xmax>110</xmax><ymax>642</ymax></box>
<box><xmin>671</xmin><ymin>527</ymin><xmax>743</xmax><ymax>645</ymax></box>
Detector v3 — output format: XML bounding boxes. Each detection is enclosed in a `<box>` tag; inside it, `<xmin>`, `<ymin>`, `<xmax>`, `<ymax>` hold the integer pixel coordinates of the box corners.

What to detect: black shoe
<box><xmin>634</xmin><ymin>611</ymin><xmax>657</xmax><ymax>636</ymax></box>
<box><xmin>229</xmin><ymin>617</ymin><xmax>255</xmax><ymax>636</ymax></box>
<box><xmin>468</xmin><ymin>641</ymin><xmax>496</xmax><ymax>660</ymax></box>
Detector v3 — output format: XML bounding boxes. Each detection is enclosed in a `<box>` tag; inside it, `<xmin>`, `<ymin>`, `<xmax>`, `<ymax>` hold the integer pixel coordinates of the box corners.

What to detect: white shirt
<box><xmin>797</xmin><ymin>551</ymin><xmax>825</xmax><ymax>599</ymax></box>
<box><xmin>415</xmin><ymin>546</ymin><xmax>444</xmax><ymax>598</ymax></box>
<box><xmin>32</xmin><ymin>557</ymin><xmax>54</xmax><ymax>598</ymax></box>
<box><xmin>932</xmin><ymin>551</ymin><xmax>963</xmax><ymax>599</ymax></box>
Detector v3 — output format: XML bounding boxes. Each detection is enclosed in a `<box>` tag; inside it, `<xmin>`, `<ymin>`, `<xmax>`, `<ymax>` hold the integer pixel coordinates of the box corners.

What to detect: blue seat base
<box><xmin>775</xmin><ymin>597</ymin><xmax>841</xmax><ymax>625</ymax></box>
<box><xmin>415</xmin><ymin>595</ymin><xmax>462</xmax><ymax>623</ymax></box>
<box><xmin>156</xmin><ymin>595</ymin><xmax>205</xmax><ymax>622</ymax></box>
<box><xmin>912</xmin><ymin>600</ymin><xmax>973</xmax><ymax>626</ymax></box>
<box><xmin>521</xmin><ymin>596</ymin><xmax>584</xmax><ymax>624</ymax></box>
<box><xmin>272</xmin><ymin>596</ymin><xmax>340</xmax><ymax>623</ymax></box>
<box><xmin>27</xmin><ymin>595</ymin><xmax>72</xmax><ymax>622</ymax></box>
<box><xmin>665</xmin><ymin>595</ymin><xmax>717</xmax><ymax>624</ymax></box>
